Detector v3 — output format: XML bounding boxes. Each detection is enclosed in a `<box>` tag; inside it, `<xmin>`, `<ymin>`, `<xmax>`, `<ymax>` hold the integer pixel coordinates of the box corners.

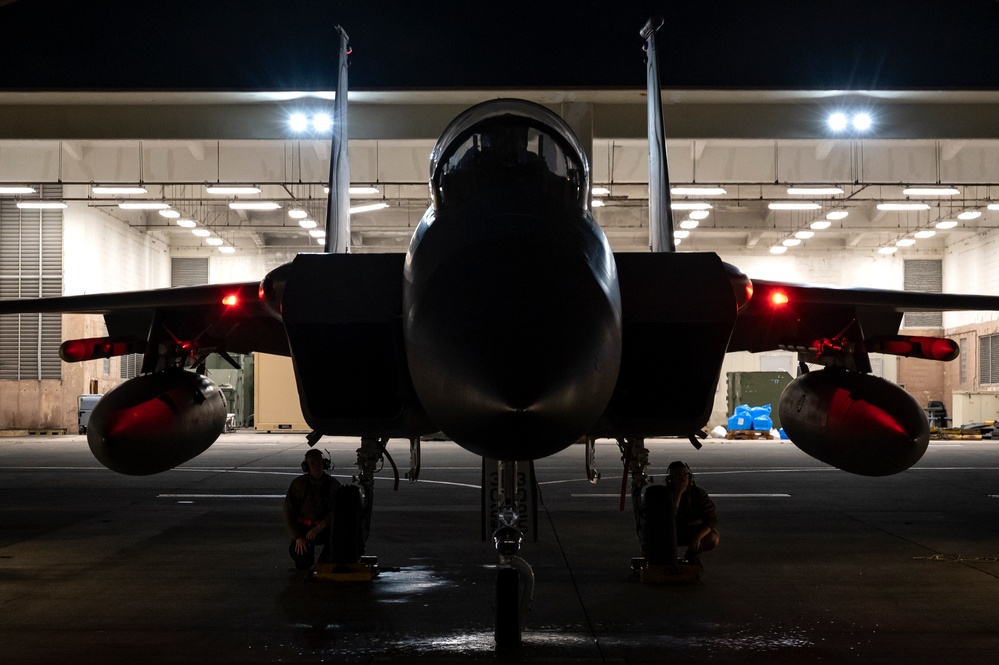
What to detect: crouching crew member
<box><xmin>284</xmin><ymin>449</ymin><xmax>341</xmax><ymax>570</ymax></box>
<box><xmin>666</xmin><ymin>460</ymin><xmax>719</xmax><ymax>564</ymax></box>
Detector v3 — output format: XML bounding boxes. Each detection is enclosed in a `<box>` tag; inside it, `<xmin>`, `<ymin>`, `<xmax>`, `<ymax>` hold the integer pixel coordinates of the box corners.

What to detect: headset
<box><xmin>301</xmin><ymin>449</ymin><xmax>333</xmax><ymax>473</ymax></box>
<box><xmin>666</xmin><ymin>460</ymin><xmax>694</xmax><ymax>486</ymax></box>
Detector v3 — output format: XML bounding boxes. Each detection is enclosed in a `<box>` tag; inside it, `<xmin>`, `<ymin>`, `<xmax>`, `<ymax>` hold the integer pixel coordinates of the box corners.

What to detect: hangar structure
<box><xmin>2</xmin><ymin>87</ymin><xmax>999</xmax><ymax>431</ymax></box>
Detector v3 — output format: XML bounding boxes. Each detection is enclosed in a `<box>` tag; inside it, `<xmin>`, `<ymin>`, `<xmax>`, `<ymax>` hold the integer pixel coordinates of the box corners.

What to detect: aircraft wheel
<box><xmin>494</xmin><ymin>566</ymin><xmax>521</xmax><ymax>650</ymax></box>
<box><xmin>643</xmin><ymin>484</ymin><xmax>674</xmax><ymax>565</ymax></box>
<box><xmin>331</xmin><ymin>485</ymin><xmax>364</xmax><ymax>563</ymax></box>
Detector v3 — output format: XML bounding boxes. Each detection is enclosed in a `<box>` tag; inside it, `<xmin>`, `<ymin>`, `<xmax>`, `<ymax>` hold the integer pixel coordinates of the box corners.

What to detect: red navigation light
<box><xmin>221</xmin><ymin>294</ymin><xmax>239</xmax><ymax>307</ymax></box>
<box><xmin>770</xmin><ymin>291</ymin><xmax>789</xmax><ymax>306</ymax></box>
<box><xmin>745</xmin><ymin>283</ymin><xmax>754</xmax><ymax>302</ymax></box>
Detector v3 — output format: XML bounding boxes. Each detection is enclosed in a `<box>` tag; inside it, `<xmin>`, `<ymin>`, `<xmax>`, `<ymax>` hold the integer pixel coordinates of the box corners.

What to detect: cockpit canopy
<box><xmin>430</xmin><ymin>99</ymin><xmax>590</xmax><ymax>212</ymax></box>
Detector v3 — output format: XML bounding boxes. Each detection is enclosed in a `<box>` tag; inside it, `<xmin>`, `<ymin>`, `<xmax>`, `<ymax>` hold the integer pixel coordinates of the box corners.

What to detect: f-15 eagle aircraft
<box><xmin>3</xmin><ymin>19</ymin><xmax>999</xmax><ymax>647</ymax></box>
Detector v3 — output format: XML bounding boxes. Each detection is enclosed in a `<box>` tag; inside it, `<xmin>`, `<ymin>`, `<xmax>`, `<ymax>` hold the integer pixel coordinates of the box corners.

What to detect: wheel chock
<box><xmin>631</xmin><ymin>557</ymin><xmax>702</xmax><ymax>585</ymax></box>
<box><xmin>309</xmin><ymin>556</ymin><xmax>379</xmax><ymax>582</ymax></box>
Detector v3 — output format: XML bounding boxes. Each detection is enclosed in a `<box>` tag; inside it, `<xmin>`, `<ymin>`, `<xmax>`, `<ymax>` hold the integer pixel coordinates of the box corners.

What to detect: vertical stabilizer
<box><xmin>641</xmin><ymin>17</ymin><xmax>675</xmax><ymax>253</ymax></box>
<box><xmin>325</xmin><ymin>26</ymin><xmax>350</xmax><ymax>253</ymax></box>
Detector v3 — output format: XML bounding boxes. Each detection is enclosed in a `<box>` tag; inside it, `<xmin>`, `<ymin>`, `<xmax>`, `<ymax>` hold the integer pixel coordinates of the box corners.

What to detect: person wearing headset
<box><xmin>666</xmin><ymin>460</ymin><xmax>719</xmax><ymax>564</ymax></box>
<box><xmin>283</xmin><ymin>448</ymin><xmax>342</xmax><ymax>570</ymax></box>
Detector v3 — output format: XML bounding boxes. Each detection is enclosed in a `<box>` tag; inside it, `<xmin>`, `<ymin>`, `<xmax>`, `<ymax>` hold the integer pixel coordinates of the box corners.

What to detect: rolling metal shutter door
<box><xmin>903</xmin><ymin>259</ymin><xmax>943</xmax><ymax>329</ymax></box>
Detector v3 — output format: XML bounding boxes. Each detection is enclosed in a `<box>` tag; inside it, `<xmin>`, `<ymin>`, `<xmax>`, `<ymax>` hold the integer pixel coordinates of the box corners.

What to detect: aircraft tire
<box><xmin>331</xmin><ymin>485</ymin><xmax>364</xmax><ymax>564</ymax></box>
<box><xmin>494</xmin><ymin>566</ymin><xmax>521</xmax><ymax>650</ymax></box>
<box><xmin>643</xmin><ymin>484</ymin><xmax>674</xmax><ymax>565</ymax></box>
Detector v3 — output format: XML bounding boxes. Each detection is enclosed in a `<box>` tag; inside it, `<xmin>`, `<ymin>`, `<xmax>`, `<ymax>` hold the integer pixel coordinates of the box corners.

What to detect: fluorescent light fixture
<box><xmin>895</xmin><ymin>238</ymin><xmax>916</xmax><ymax>246</ymax></box>
<box><xmin>957</xmin><ymin>211</ymin><xmax>981</xmax><ymax>220</ymax></box>
<box><xmin>914</xmin><ymin>230</ymin><xmax>936</xmax><ymax>239</ymax></box>
<box><xmin>902</xmin><ymin>187</ymin><xmax>960</xmax><ymax>196</ymax></box>
<box><xmin>312</xmin><ymin>113</ymin><xmax>333</xmax><ymax>132</ymax></box>
<box><xmin>349</xmin><ymin>186</ymin><xmax>380</xmax><ymax>195</ymax></box>
<box><xmin>176</xmin><ymin>219</ymin><xmax>198</xmax><ymax>228</ymax></box>
<box><xmin>673</xmin><ymin>237</ymin><xmax>682</xmax><ymax>246</ymax></box>
<box><xmin>879</xmin><ymin>246</ymin><xmax>898</xmax><ymax>254</ymax></box>
<box><xmin>289</xmin><ymin>113</ymin><xmax>308</xmax><ymax>132</ymax></box>
<box><xmin>0</xmin><ymin>186</ymin><xmax>36</xmax><ymax>194</ymax></box>
<box><xmin>298</xmin><ymin>219</ymin><xmax>318</xmax><ymax>229</ymax></box>
<box><xmin>229</xmin><ymin>201</ymin><xmax>280</xmax><ymax>210</ymax></box>
<box><xmin>768</xmin><ymin>202</ymin><xmax>821</xmax><ymax>210</ymax></box>
<box><xmin>206</xmin><ymin>186</ymin><xmax>261</xmax><ymax>195</ymax></box>
<box><xmin>591</xmin><ymin>199</ymin><xmax>605</xmax><ymax>208</ymax></box>
<box><xmin>989</xmin><ymin>204</ymin><xmax>999</xmax><ymax>211</ymax></box>
<box><xmin>118</xmin><ymin>202</ymin><xmax>169</xmax><ymax>210</ymax></box>
<box><xmin>826</xmin><ymin>211</ymin><xmax>849</xmax><ymax>220</ymax></box>
<box><xmin>828</xmin><ymin>113</ymin><xmax>848</xmax><ymax>131</ymax></box>
<box><xmin>205</xmin><ymin>237</ymin><xmax>224</xmax><ymax>246</ymax></box>
<box><xmin>671</xmin><ymin>202</ymin><xmax>712</xmax><ymax>211</ymax></box>
<box><xmin>16</xmin><ymin>201</ymin><xmax>67</xmax><ymax>209</ymax></box>
<box><xmin>92</xmin><ymin>185</ymin><xmax>148</xmax><ymax>195</ymax></box>
<box><xmin>688</xmin><ymin>210</ymin><xmax>710</xmax><ymax>220</ymax></box>
<box><xmin>671</xmin><ymin>187</ymin><xmax>726</xmax><ymax>196</ymax></box>
<box><xmin>786</xmin><ymin>187</ymin><xmax>843</xmax><ymax>195</ymax></box>
<box><xmin>192</xmin><ymin>229</ymin><xmax>211</xmax><ymax>237</ymax></box>
<box><xmin>877</xmin><ymin>203</ymin><xmax>929</xmax><ymax>211</ymax></box>
<box><xmin>935</xmin><ymin>220</ymin><xmax>958</xmax><ymax>229</ymax></box>
<box><xmin>810</xmin><ymin>220</ymin><xmax>832</xmax><ymax>230</ymax></box>
<box><xmin>782</xmin><ymin>238</ymin><xmax>801</xmax><ymax>246</ymax></box>
<box><xmin>349</xmin><ymin>202</ymin><xmax>390</xmax><ymax>214</ymax></box>
<box><xmin>679</xmin><ymin>220</ymin><xmax>699</xmax><ymax>230</ymax></box>
<box><xmin>288</xmin><ymin>209</ymin><xmax>308</xmax><ymax>219</ymax></box>
<box><xmin>794</xmin><ymin>230</ymin><xmax>815</xmax><ymax>239</ymax></box>
<box><xmin>852</xmin><ymin>113</ymin><xmax>872</xmax><ymax>131</ymax></box>
<box><xmin>591</xmin><ymin>187</ymin><xmax>610</xmax><ymax>196</ymax></box>
<box><xmin>218</xmin><ymin>246</ymin><xmax>236</xmax><ymax>254</ymax></box>
<box><xmin>770</xmin><ymin>246</ymin><xmax>789</xmax><ymax>254</ymax></box>
<box><xmin>674</xmin><ymin>230</ymin><xmax>690</xmax><ymax>239</ymax></box>
<box><xmin>159</xmin><ymin>209</ymin><xmax>180</xmax><ymax>218</ymax></box>
<box><xmin>309</xmin><ymin>229</ymin><xmax>326</xmax><ymax>238</ymax></box>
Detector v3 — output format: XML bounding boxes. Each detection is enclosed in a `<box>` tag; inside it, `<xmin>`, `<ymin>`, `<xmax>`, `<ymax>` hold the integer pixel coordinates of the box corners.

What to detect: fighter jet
<box><xmin>3</xmin><ymin>19</ymin><xmax>999</xmax><ymax>647</ymax></box>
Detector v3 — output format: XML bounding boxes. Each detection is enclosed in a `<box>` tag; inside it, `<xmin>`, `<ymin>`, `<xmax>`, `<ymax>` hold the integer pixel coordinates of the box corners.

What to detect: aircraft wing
<box><xmin>0</xmin><ymin>281</ymin><xmax>290</xmax><ymax>361</ymax></box>
<box><xmin>728</xmin><ymin>278</ymin><xmax>999</xmax><ymax>356</ymax></box>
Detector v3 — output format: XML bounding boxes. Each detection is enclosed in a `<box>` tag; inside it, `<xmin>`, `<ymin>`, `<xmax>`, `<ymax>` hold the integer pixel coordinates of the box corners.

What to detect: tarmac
<box><xmin>2</xmin><ymin>432</ymin><xmax>999</xmax><ymax>664</ymax></box>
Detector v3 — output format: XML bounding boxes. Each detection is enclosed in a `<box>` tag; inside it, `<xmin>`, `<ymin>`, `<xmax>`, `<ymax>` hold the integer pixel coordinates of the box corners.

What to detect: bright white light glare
<box><xmin>810</xmin><ymin>220</ymin><xmax>832</xmax><ymax>230</ymax></box>
<box><xmin>852</xmin><ymin>113</ymin><xmax>872</xmax><ymax>130</ymax></box>
<box><xmin>770</xmin><ymin>245</ymin><xmax>789</xmax><ymax>254</ymax></box>
<box><xmin>192</xmin><ymin>229</ymin><xmax>211</xmax><ymax>237</ymax></box>
<box><xmin>782</xmin><ymin>238</ymin><xmax>801</xmax><ymax>246</ymax></box>
<box><xmin>895</xmin><ymin>238</ymin><xmax>916</xmax><ymax>246</ymax></box>
<box><xmin>673</xmin><ymin>238</ymin><xmax>682</xmax><ymax>246</ymax></box>
<box><xmin>289</xmin><ymin>113</ymin><xmax>308</xmax><ymax>132</ymax></box>
<box><xmin>671</xmin><ymin>187</ymin><xmax>727</xmax><ymax>196</ymax></box>
<box><xmin>591</xmin><ymin>187</ymin><xmax>610</xmax><ymax>196</ymax></box>
<box><xmin>671</xmin><ymin>202</ymin><xmax>712</xmax><ymax>210</ymax></box>
<box><xmin>218</xmin><ymin>246</ymin><xmax>236</xmax><ymax>254</ymax></box>
<box><xmin>206</xmin><ymin>186</ymin><xmax>261</xmax><ymax>195</ymax></box>
<box><xmin>794</xmin><ymin>230</ymin><xmax>815</xmax><ymax>239</ymax></box>
<box><xmin>828</xmin><ymin>113</ymin><xmax>848</xmax><ymax>131</ymax></box>
<box><xmin>349</xmin><ymin>202</ymin><xmax>390</xmax><ymax>214</ymax></box>
<box><xmin>914</xmin><ymin>230</ymin><xmax>936</xmax><ymax>239</ymax></box>
<box><xmin>957</xmin><ymin>211</ymin><xmax>981</xmax><ymax>220</ymax></box>
<box><xmin>688</xmin><ymin>210</ymin><xmax>710</xmax><ymax>220</ymax></box>
<box><xmin>176</xmin><ymin>219</ymin><xmax>197</xmax><ymax>228</ymax></box>
<box><xmin>118</xmin><ymin>202</ymin><xmax>169</xmax><ymax>210</ymax></box>
<box><xmin>229</xmin><ymin>201</ymin><xmax>281</xmax><ymax>210</ymax></box>
<box><xmin>0</xmin><ymin>186</ymin><xmax>36</xmax><ymax>194</ymax></box>
<box><xmin>679</xmin><ymin>220</ymin><xmax>699</xmax><ymax>230</ymax></box>
<box><xmin>787</xmin><ymin>187</ymin><xmax>844</xmax><ymax>195</ymax></box>
<box><xmin>935</xmin><ymin>220</ymin><xmax>958</xmax><ymax>229</ymax></box>
<box><xmin>159</xmin><ymin>209</ymin><xmax>181</xmax><ymax>218</ymax></box>
<box><xmin>674</xmin><ymin>230</ymin><xmax>690</xmax><ymax>239</ymax></box>
<box><xmin>902</xmin><ymin>187</ymin><xmax>960</xmax><ymax>196</ymax></box>
<box><xmin>826</xmin><ymin>211</ymin><xmax>849</xmax><ymax>220</ymax></box>
<box><xmin>288</xmin><ymin>209</ymin><xmax>308</xmax><ymax>219</ymax></box>
<box><xmin>879</xmin><ymin>246</ymin><xmax>898</xmax><ymax>254</ymax></box>
<box><xmin>877</xmin><ymin>203</ymin><xmax>930</xmax><ymax>211</ymax></box>
<box><xmin>299</xmin><ymin>219</ymin><xmax>318</xmax><ymax>229</ymax></box>
<box><xmin>768</xmin><ymin>202</ymin><xmax>822</xmax><ymax>210</ymax></box>
<box><xmin>309</xmin><ymin>229</ymin><xmax>326</xmax><ymax>238</ymax></box>
<box><xmin>205</xmin><ymin>237</ymin><xmax>224</xmax><ymax>246</ymax></box>
<box><xmin>92</xmin><ymin>185</ymin><xmax>148</xmax><ymax>195</ymax></box>
<box><xmin>16</xmin><ymin>201</ymin><xmax>67</xmax><ymax>209</ymax></box>
<box><xmin>349</xmin><ymin>186</ymin><xmax>379</xmax><ymax>195</ymax></box>
<box><xmin>989</xmin><ymin>204</ymin><xmax>999</xmax><ymax>211</ymax></box>
<box><xmin>591</xmin><ymin>199</ymin><xmax>605</xmax><ymax>208</ymax></box>
<box><xmin>312</xmin><ymin>113</ymin><xmax>333</xmax><ymax>132</ymax></box>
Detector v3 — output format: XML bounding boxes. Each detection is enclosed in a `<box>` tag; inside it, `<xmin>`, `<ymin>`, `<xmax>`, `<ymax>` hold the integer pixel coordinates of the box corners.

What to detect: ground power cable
<box><xmin>535</xmin><ymin>480</ymin><xmax>609</xmax><ymax>664</ymax></box>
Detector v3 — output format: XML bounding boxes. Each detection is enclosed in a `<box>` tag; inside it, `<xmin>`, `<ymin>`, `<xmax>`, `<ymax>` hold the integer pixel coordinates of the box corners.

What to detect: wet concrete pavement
<box><xmin>2</xmin><ymin>433</ymin><xmax>999</xmax><ymax>663</ymax></box>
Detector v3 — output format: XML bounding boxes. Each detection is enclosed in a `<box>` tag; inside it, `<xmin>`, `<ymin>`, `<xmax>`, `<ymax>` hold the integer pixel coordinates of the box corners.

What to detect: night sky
<box><xmin>2</xmin><ymin>0</ymin><xmax>999</xmax><ymax>91</ymax></box>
